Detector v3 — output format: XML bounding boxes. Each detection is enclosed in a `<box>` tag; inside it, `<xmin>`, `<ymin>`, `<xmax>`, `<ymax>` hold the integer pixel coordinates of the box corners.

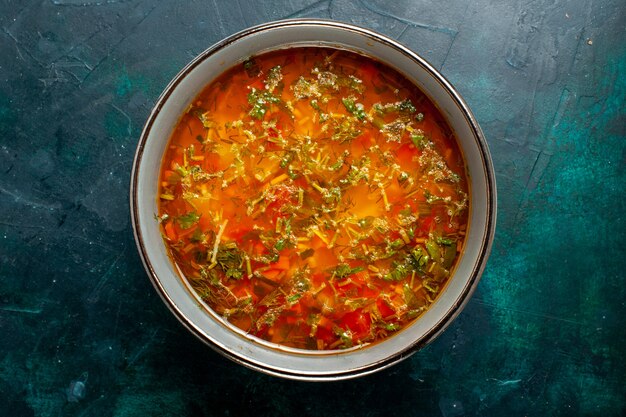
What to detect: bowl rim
<box><xmin>130</xmin><ymin>18</ymin><xmax>497</xmax><ymax>381</ymax></box>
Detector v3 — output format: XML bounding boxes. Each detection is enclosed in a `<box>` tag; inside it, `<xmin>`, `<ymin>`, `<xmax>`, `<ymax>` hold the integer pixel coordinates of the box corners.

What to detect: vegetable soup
<box><xmin>157</xmin><ymin>47</ymin><xmax>469</xmax><ymax>350</ymax></box>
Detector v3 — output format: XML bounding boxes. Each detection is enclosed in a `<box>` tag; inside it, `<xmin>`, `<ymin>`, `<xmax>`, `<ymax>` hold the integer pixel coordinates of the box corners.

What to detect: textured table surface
<box><xmin>1</xmin><ymin>1</ymin><xmax>624</xmax><ymax>416</ymax></box>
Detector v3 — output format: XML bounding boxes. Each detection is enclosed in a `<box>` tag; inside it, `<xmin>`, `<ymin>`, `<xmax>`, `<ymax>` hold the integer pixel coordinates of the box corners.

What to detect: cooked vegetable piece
<box><xmin>176</xmin><ymin>212</ymin><xmax>200</xmax><ymax>229</ymax></box>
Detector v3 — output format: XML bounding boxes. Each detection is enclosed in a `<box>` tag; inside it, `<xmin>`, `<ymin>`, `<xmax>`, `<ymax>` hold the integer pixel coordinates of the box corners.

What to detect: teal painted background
<box><xmin>0</xmin><ymin>1</ymin><xmax>624</xmax><ymax>416</ymax></box>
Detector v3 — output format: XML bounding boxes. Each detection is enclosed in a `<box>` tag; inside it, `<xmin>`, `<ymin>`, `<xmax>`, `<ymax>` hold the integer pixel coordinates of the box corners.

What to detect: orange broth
<box><xmin>158</xmin><ymin>47</ymin><xmax>469</xmax><ymax>350</ymax></box>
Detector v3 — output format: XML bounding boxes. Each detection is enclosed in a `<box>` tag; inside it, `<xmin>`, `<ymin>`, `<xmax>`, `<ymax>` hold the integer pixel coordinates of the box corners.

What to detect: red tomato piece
<box><xmin>376</xmin><ymin>298</ymin><xmax>395</xmax><ymax>318</ymax></box>
<box><xmin>419</xmin><ymin>216</ymin><xmax>436</xmax><ymax>234</ymax></box>
<box><xmin>340</xmin><ymin>310</ymin><xmax>371</xmax><ymax>339</ymax></box>
<box><xmin>315</xmin><ymin>325</ymin><xmax>334</xmax><ymax>344</ymax></box>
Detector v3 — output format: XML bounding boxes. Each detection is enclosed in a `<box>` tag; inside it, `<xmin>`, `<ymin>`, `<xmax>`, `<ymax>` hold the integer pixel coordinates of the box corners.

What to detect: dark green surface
<box><xmin>1</xmin><ymin>1</ymin><xmax>624</xmax><ymax>416</ymax></box>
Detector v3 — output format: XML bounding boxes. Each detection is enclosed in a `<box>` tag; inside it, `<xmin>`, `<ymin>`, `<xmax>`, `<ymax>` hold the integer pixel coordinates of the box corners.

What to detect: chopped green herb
<box><xmin>176</xmin><ymin>211</ymin><xmax>200</xmax><ymax>229</ymax></box>
<box><xmin>216</xmin><ymin>244</ymin><xmax>245</xmax><ymax>280</ymax></box>
<box><xmin>275</xmin><ymin>238</ymin><xmax>288</xmax><ymax>251</ymax></box>
<box><xmin>280</xmin><ymin>152</ymin><xmax>294</xmax><ymax>168</ymax></box>
<box><xmin>390</xmin><ymin>238</ymin><xmax>405</xmax><ymax>250</ymax></box>
<box><xmin>226</xmin><ymin>268</ymin><xmax>243</xmax><ymax>280</ymax></box>
<box><xmin>383</xmin><ymin>261</ymin><xmax>411</xmax><ymax>281</ymax></box>
<box><xmin>332</xmin><ymin>263</ymin><xmax>364</xmax><ymax>280</ymax></box>
<box><xmin>411</xmin><ymin>246</ymin><xmax>429</xmax><ymax>267</ymax></box>
<box><xmin>398</xmin><ymin>98</ymin><xmax>417</xmax><ymax>113</ymax></box>
<box><xmin>333</xmin><ymin>326</ymin><xmax>354</xmax><ymax>348</ymax></box>
<box><xmin>286</xmin><ymin>293</ymin><xmax>303</xmax><ymax>304</ymax></box>
<box><xmin>383</xmin><ymin>322</ymin><xmax>402</xmax><ymax>331</ymax></box>
<box><xmin>342</xmin><ymin>97</ymin><xmax>367</xmax><ymax>120</ymax></box>
<box><xmin>436</xmin><ymin>236</ymin><xmax>455</xmax><ymax>246</ymax></box>
<box><xmin>411</xmin><ymin>132</ymin><xmax>427</xmax><ymax>149</ymax></box>
<box><xmin>265</xmin><ymin>65</ymin><xmax>283</xmax><ymax>93</ymax></box>
<box><xmin>247</xmin><ymin>89</ymin><xmax>281</xmax><ymax>120</ymax></box>
<box><xmin>425</xmin><ymin>238</ymin><xmax>440</xmax><ymax>261</ymax></box>
<box><xmin>293</xmin><ymin>77</ymin><xmax>319</xmax><ymax>99</ymax></box>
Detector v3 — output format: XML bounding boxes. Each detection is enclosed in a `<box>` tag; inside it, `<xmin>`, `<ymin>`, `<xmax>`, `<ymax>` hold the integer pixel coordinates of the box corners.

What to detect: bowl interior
<box><xmin>131</xmin><ymin>20</ymin><xmax>495</xmax><ymax>380</ymax></box>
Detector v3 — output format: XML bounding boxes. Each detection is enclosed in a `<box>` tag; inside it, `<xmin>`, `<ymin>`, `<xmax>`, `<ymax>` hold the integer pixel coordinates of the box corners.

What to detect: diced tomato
<box><xmin>267</xmin><ymin>125</ymin><xmax>279</xmax><ymax>138</ymax></box>
<box><xmin>361</xmin><ymin>285</ymin><xmax>380</xmax><ymax>299</ymax></box>
<box><xmin>419</xmin><ymin>215</ymin><xmax>436</xmax><ymax>234</ymax></box>
<box><xmin>310</xmin><ymin>272</ymin><xmax>326</xmax><ymax>287</ymax></box>
<box><xmin>202</xmin><ymin>152</ymin><xmax>222</xmax><ymax>171</ymax></box>
<box><xmin>396</xmin><ymin>143</ymin><xmax>415</xmax><ymax>169</ymax></box>
<box><xmin>290</xmin><ymin>302</ymin><xmax>303</xmax><ymax>314</ymax></box>
<box><xmin>335</xmin><ymin>281</ymin><xmax>356</xmax><ymax>296</ymax></box>
<box><xmin>285</xmin><ymin>315</ymin><xmax>298</xmax><ymax>325</ymax></box>
<box><xmin>293</xmin><ymin>176</ymin><xmax>309</xmax><ymax>189</ymax></box>
<box><xmin>315</xmin><ymin>324</ymin><xmax>334</xmax><ymax>343</ymax></box>
<box><xmin>340</xmin><ymin>310</ymin><xmax>371</xmax><ymax>339</ymax></box>
<box><xmin>351</xmin><ymin>270</ymin><xmax>368</xmax><ymax>285</ymax></box>
<box><xmin>354</xmin><ymin>131</ymin><xmax>373</xmax><ymax>148</ymax></box>
<box><xmin>273</xmin><ymin>255</ymin><xmax>290</xmax><ymax>270</ymax></box>
<box><xmin>297</xmin><ymin>292</ymin><xmax>315</xmax><ymax>310</ymax></box>
<box><xmin>376</xmin><ymin>298</ymin><xmax>395</xmax><ymax>318</ymax></box>
<box><xmin>232</xmin><ymin>280</ymin><xmax>252</xmax><ymax>298</ymax></box>
<box><xmin>261</xmin><ymin>269</ymin><xmax>282</xmax><ymax>281</ymax></box>
<box><xmin>265</xmin><ymin>184</ymin><xmax>297</xmax><ymax>215</ymax></box>
<box><xmin>253</xmin><ymin>243</ymin><xmax>266</xmax><ymax>256</ymax></box>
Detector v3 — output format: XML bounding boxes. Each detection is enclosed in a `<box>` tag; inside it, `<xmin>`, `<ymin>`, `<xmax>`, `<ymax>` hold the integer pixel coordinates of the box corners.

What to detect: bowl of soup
<box><xmin>130</xmin><ymin>19</ymin><xmax>496</xmax><ymax>380</ymax></box>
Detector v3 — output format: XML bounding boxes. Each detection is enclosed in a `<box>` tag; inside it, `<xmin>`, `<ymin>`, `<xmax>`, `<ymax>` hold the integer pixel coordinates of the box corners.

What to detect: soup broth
<box><xmin>158</xmin><ymin>47</ymin><xmax>469</xmax><ymax>350</ymax></box>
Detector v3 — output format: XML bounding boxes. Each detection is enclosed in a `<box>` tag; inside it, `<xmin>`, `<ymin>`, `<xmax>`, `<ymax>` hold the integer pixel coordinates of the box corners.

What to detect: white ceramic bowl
<box><xmin>130</xmin><ymin>19</ymin><xmax>496</xmax><ymax>381</ymax></box>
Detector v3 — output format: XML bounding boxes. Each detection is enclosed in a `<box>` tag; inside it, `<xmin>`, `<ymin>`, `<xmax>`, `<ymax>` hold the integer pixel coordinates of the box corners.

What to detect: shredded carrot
<box><xmin>262</xmin><ymin>269</ymin><xmax>282</xmax><ymax>281</ymax></box>
<box><xmin>164</xmin><ymin>223</ymin><xmax>176</xmax><ymax>241</ymax></box>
